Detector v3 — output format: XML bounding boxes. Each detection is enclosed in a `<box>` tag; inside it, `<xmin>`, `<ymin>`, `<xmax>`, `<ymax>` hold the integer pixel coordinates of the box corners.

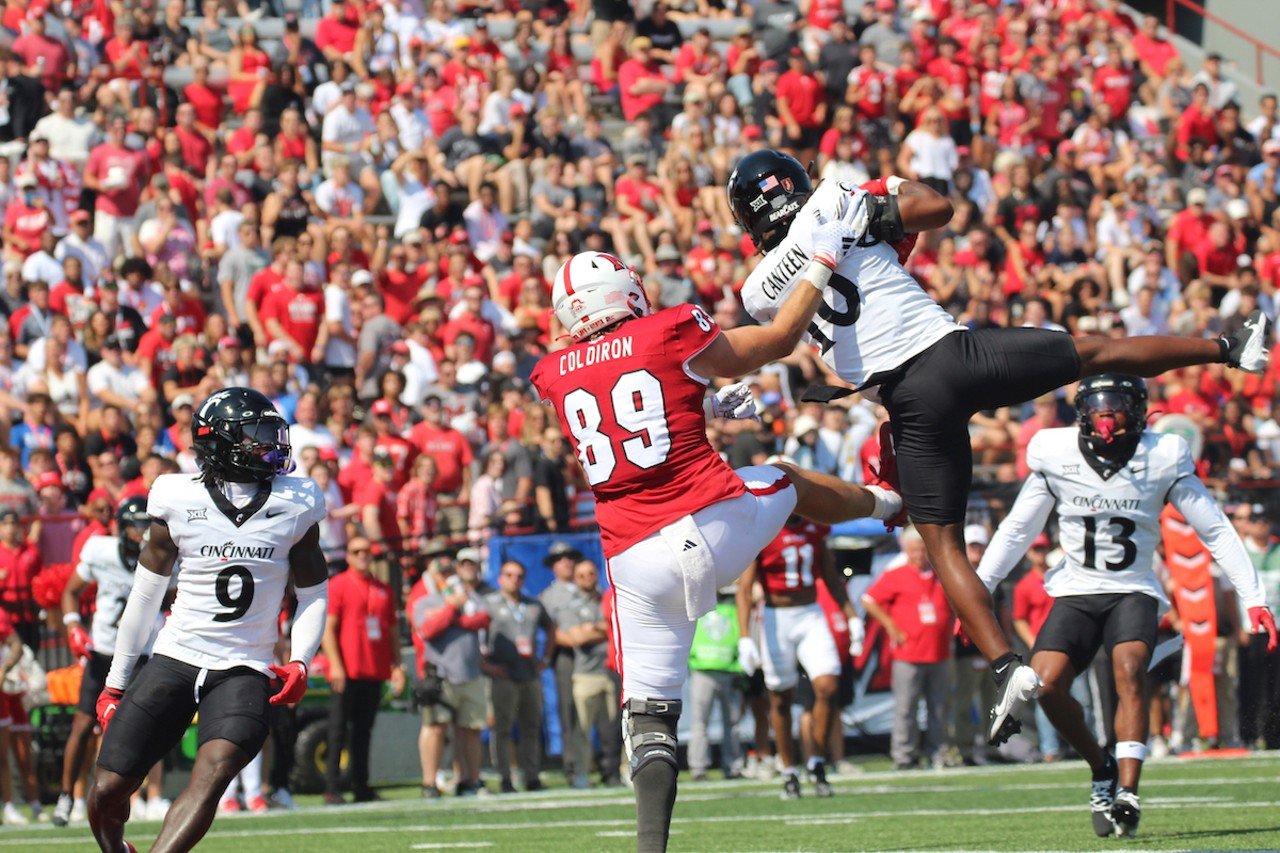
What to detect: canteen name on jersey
<box><xmin>197</xmin><ymin>542</ymin><xmax>278</xmax><ymax>561</ymax></box>
<box><xmin>760</xmin><ymin>244</ymin><xmax>810</xmax><ymax>301</ymax></box>
<box><xmin>1070</xmin><ymin>495</ymin><xmax>1142</xmax><ymax>512</ymax></box>
<box><xmin>557</xmin><ymin>336</ymin><xmax>635</xmax><ymax>375</ymax></box>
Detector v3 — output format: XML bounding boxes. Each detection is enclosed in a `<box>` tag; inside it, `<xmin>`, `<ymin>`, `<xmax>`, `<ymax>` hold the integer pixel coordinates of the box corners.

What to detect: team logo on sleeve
<box><xmin>1062</xmin><ymin>464</ymin><xmax>1080</xmax><ymax>475</ymax></box>
<box><xmin>187</xmin><ymin>508</ymin><xmax>208</xmax><ymax>522</ymax></box>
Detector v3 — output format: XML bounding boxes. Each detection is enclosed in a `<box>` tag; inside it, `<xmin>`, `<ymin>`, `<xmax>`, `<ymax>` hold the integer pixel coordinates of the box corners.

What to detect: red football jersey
<box><xmin>758</xmin><ymin>519</ymin><xmax>830</xmax><ymax>596</ymax></box>
<box><xmin>531</xmin><ymin>304</ymin><xmax>745</xmax><ymax>558</ymax></box>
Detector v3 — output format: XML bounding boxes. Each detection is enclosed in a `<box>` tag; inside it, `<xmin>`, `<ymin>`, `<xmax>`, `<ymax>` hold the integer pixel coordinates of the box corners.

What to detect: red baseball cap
<box><xmin>34</xmin><ymin>471</ymin><xmax>62</xmax><ymax>491</ymax></box>
<box><xmin>370</xmin><ymin>399</ymin><xmax>394</xmax><ymax>417</ymax></box>
<box><xmin>742</xmin><ymin>125</ymin><xmax>763</xmax><ymax>140</ymax></box>
<box><xmin>318</xmin><ymin>446</ymin><xmax>339</xmax><ymax>462</ymax></box>
<box><xmin>1031</xmin><ymin>533</ymin><xmax>1052</xmax><ymax>550</ymax></box>
<box><xmin>449</xmin><ymin>230</ymin><xmax>470</xmax><ymax>246</ymax></box>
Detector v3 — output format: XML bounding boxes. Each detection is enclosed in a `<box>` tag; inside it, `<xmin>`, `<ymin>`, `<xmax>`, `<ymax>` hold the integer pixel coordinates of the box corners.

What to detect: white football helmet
<box><xmin>552</xmin><ymin>252</ymin><xmax>652</xmax><ymax>342</ymax></box>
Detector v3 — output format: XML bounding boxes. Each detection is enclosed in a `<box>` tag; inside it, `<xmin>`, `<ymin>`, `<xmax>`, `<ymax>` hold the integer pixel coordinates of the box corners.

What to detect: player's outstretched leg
<box><xmin>88</xmin><ymin>768</ymin><xmax>143</xmax><ymax>852</ymax></box>
<box><xmin>914</xmin><ymin>522</ymin><xmax>1037</xmax><ymax>746</ymax></box>
<box><xmin>1075</xmin><ymin>310</ymin><xmax>1270</xmax><ymax>377</ymax></box>
<box><xmin>1030</xmin><ymin>651</ymin><xmax>1116</xmax><ymax>837</ymax></box>
<box><xmin>1109</xmin><ymin>640</ymin><xmax>1152</xmax><ymax>838</ymax></box>
<box><xmin>771</xmin><ymin>463</ymin><xmax>900</xmax><ymax>526</ymax></box>
<box><xmin>769</xmin><ymin>688</ymin><xmax>801</xmax><ymax>801</ymax></box>
<box><xmin>622</xmin><ymin>699</ymin><xmax>681</xmax><ymax>853</ymax></box>
<box><xmin>150</xmin><ymin>740</ymin><xmax>251</xmax><ymax>853</ymax></box>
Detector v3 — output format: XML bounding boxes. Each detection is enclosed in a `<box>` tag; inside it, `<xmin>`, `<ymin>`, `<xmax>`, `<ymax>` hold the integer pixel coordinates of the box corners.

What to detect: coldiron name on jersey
<box><xmin>1070</xmin><ymin>495</ymin><xmax>1142</xmax><ymax>512</ymax></box>
<box><xmin>762</xmin><ymin>244</ymin><xmax>810</xmax><ymax>301</ymax></box>
<box><xmin>558</xmin><ymin>335</ymin><xmax>635</xmax><ymax>375</ymax></box>
<box><xmin>198</xmin><ymin>543</ymin><xmax>277</xmax><ymax>560</ymax></box>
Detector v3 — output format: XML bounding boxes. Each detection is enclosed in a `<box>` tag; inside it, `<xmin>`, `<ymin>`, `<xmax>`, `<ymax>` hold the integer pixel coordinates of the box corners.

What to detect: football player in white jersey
<box><xmin>88</xmin><ymin>387</ymin><xmax>329</xmax><ymax>853</ymax></box>
<box><xmin>54</xmin><ymin>497</ymin><xmax>166</xmax><ymax>828</ymax></box>
<box><xmin>976</xmin><ymin>375</ymin><xmax>1277</xmax><ymax>838</ymax></box>
<box><xmin>729</xmin><ymin>150</ymin><xmax>1273</xmax><ymax>747</ymax></box>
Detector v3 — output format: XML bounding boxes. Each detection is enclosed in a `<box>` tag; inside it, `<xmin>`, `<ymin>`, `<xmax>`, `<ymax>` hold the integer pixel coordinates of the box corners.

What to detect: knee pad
<box><xmin>623</xmin><ymin>698</ymin><xmax>681</xmax><ymax>776</ymax></box>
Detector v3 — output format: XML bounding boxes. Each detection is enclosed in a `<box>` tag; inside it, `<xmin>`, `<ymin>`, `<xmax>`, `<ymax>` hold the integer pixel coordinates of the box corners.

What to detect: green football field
<box><xmin>4</xmin><ymin>753</ymin><xmax>1280</xmax><ymax>852</ymax></box>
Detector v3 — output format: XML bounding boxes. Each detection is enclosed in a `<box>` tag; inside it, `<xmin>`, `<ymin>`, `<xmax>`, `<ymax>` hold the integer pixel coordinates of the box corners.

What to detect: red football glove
<box><xmin>269</xmin><ymin>661</ymin><xmax>308</xmax><ymax>706</ymax></box>
<box><xmin>870</xmin><ymin>422</ymin><xmax>908</xmax><ymax>531</ymax></box>
<box><xmin>953</xmin><ymin>617</ymin><xmax>971</xmax><ymax>648</ymax></box>
<box><xmin>1249</xmin><ymin>606</ymin><xmax>1277</xmax><ymax>653</ymax></box>
<box><xmin>67</xmin><ymin>623</ymin><xmax>93</xmax><ymax>659</ymax></box>
<box><xmin>96</xmin><ymin>687</ymin><xmax>124</xmax><ymax>731</ymax></box>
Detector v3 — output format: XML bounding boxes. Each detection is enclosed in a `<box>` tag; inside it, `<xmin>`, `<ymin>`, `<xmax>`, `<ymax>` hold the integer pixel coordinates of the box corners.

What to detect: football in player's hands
<box><xmin>737</xmin><ymin>637</ymin><xmax>761</xmax><ymax>677</ymax></box>
<box><xmin>1248</xmin><ymin>606</ymin><xmax>1277</xmax><ymax>652</ymax></box>
<box><xmin>96</xmin><ymin>687</ymin><xmax>124</xmax><ymax>731</ymax></box>
<box><xmin>710</xmin><ymin>383</ymin><xmax>760</xmax><ymax>421</ymax></box>
<box><xmin>67</xmin><ymin>622</ymin><xmax>93</xmax><ymax>659</ymax></box>
<box><xmin>269</xmin><ymin>661</ymin><xmax>309</xmax><ymax>706</ymax></box>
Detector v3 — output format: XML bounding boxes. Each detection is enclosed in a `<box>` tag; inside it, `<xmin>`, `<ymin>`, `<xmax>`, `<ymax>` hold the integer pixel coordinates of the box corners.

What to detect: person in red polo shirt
<box><xmin>261</xmin><ymin>260</ymin><xmax>327</xmax><ymax>365</ymax></box>
<box><xmin>408</xmin><ymin>397</ymin><xmax>473</xmax><ymax>535</ymax></box>
<box><xmin>353</xmin><ymin>451</ymin><xmax>403</xmax><ymax>557</ymax></box>
<box><xmin>320</xmin><ymin>535</ymin><xmax>404</xmax><ymax>805</ymax></box>
<box><xmin>862</xmin><ymin>527</ymin><xmax>953</xmax><ymax>770</ymax></box>
<box><xmin>1012</xmin><ymin>535</ymin><xmax>1060</xmax><ymax>760</ymax></box>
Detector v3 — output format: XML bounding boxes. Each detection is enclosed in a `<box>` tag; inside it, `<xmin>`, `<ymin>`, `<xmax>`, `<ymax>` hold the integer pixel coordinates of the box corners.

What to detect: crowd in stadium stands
<box><xmin>0</xmin><ymin>0</ymin><xmax>1274</xmax><ymax>805</ymax></box>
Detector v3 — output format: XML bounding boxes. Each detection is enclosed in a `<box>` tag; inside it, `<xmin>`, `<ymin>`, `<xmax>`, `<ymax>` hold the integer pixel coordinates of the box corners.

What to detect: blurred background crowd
<box><xmin>0</xmin><ymin>0</ymin><xmax>1275</xmax><ymax>810</ymax></box>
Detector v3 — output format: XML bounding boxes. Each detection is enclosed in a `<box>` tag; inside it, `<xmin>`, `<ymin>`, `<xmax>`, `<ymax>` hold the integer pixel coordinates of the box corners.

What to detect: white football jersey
<box><xmin>146</xmin><ymin>473</ymin><xmax>327</xmax><ymax>674</ymax></box>
<box><xmin>76</xmin><ymin>535</ymin><xmax>165</xmax><ymax>656</ymax></box>
<box><xmin>740</xmin><ymin>180</ymin><xmax>961</xmax><ymax>389</ymax></box>
<box><xmin>978</xmin><ymin>428</ymin><xmax>1266</xmax><ymax>611</ymax></box>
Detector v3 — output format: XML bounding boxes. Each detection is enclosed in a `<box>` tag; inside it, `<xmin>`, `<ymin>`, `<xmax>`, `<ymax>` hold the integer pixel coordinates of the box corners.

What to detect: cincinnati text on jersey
<box><xmin>197</xmin><ymin>543</ymin><xmax>277</xmax><ymax>560</ymax></box>
<box><xmin>557</xmin><ymin>336</ymin><xmax>635</xmax><ymax>375</ymax></box>
<box><xmin>1070</xmin><ymin>495</ymin><xmax>1142</xmax><ymax>512</ymax></box>
<box><xmin>761</xmin><ymin>244</ymin><xmax>810</xmax><ymax>301</ymax></box>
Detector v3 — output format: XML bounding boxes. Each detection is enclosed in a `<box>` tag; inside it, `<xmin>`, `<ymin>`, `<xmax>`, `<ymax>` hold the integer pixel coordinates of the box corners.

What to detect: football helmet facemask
<box><xmin>1076</xmin><ymin>374</ymin><xmax>1148</xmax><ymax>461</ymax></box>
<box><xmin>115</xmin><ymin>495</ymin><xmax>150</xmax><ymax>570</ymax></box>
<box><xmin>193</xmin><ymin>388</ymin><xmax>295</xmax><ymax>484</ymax></box>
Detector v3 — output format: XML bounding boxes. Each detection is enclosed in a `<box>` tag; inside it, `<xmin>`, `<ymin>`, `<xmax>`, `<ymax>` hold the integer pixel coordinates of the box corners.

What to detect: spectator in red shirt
<box><xmin>354</xmin><ymin>450</ymin><xmax>404</xmax><ymax>556</ymax></box>
<box><xmin>1017</xmin><ymin>395</ymin><xmax>1066</xmax><ymax>479</ymax></box>
<box><xmin>440</xmin><ymin>285</ymin><xmax>496</xmax><ymax>365</ymax></box>
<box><xmin>1093</xmin><ymin>47</ymin><xmax>1135</xmax><ymax>122</ymax></box>
<box><xmin>3</xmin><ymin>174</ymin><xmax>53</xmax><ymax>259</ymax></box>
<box><xmin>1131</xmin><ymin>15</ymin><xmax>1179</xmax><ymax>83</ymax></box>
<box><xmin>1192</xmin><ymin>220</ymin><xmax>1241</xmax><ymax>293</ymax></box>
<box><xmin>320</xmin><ymin>535</ymin><xmax>404</xmax><ymax>805</ymax></box>
<box><xmin>1175</xmin><ymin>83</ymin><xmax>1221</xmax><ymax>162</ymax></box>
<box><xmin>0</xmin><ymin>510</ymin><xmax>39</xmax><ymax>648</ymax></box>
<box><xmin>82</xmin><ymin>117</ymin><xmax>148</xmax><ymax>260</ymax></box>
<box><xmin>408</xmin><ymin>396</ymin><xmax>473</xmax><ymax>536</ymax></box>
<box><xmin>11</xmin><ymin>13</ymin><xmax>71</xmax><ymax>92</ymax></box>
<box><xmin>261</xmin><ymin>260</ymin><xmax>327</xmax><ymax>365</ymax></box>
<box><xmin>316</xmin><ymin>0</ymin><xmax>360</xmax><ymax>63</ymax></box>
<box><xmin>370</xmin><ymin>399</ymin><xmax>417</xmax><ymax>491</ymax></box>
<box><xmin>862</xmin><ymin>528</ymin><xmax>954</xmax><ymax>770</ymax></box>
<box><xmin>172</xmin><ymin>103</ymin><xmax>214</xmax><ymax>176</ymax></box>
<box><xmin>617</xmin><ymin>37</ymin><xmax>670</xmax><ymax>122</ymax></box>
<box><xmin>1166</xmin><ymin>188</ymin><xmax>1214</xmax><ymax>278</ymax></box>
<box><xmin>776</xmin><ymin>49</ymin><xmax>826</xmax><ymax>164</ymax></box>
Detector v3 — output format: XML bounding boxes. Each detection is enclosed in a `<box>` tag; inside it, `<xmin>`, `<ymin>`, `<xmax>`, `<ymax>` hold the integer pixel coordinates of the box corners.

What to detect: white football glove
<box><xmin>811</xmin><ymin>201</ymin><xmax>866</xmax><ymax>271</ymax></box>
<box><xmin>706</xmin><ymin>382</ymin><xmax>760</xmax><ymax>421</ymax></box>
<box><xmin>848</xmin><ymin>615</ymin><xmax>865</xmax><ymax>659</ymax></box>
<box><xmin>737</xmin><ymin>637</ymin><xmax>762</xmax><ymax>677</ymax></box>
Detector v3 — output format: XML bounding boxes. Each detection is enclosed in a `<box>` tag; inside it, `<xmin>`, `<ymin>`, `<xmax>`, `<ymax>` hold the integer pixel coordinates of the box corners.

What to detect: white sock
<box><xmin>782</xmin><ymin>766</ymin><xmax>798</xmax><ymax>778</ymax></box>
<box><xmin>807</xmin><ymin>756</ymin><xmax>824</xmax><ymax>772</ymax></box>
<box><xmin>73</xmin><ymin>797</ymin><xmax>85</xmax><ymax>808</ymax></box>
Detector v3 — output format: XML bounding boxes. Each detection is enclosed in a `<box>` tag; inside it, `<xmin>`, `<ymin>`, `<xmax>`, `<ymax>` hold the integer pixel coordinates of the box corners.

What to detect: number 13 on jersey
<box><xmin>563</xmin><ymin>369</ymin><xmax>672</xmax><ymax>486</ymax></box>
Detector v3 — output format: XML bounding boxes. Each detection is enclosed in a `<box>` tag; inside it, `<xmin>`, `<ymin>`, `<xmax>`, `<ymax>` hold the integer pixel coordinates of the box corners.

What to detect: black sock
<box><xmin>633</xmin><ymin>760</ymin><xmax>678</xmax><ymax>853</ymax></box>
<box><xmin>991</xmin><ymin>652</ymin><xmax>1021</xmax><ymax>686</ymax></box>
<box><xmin>1093</xmin><ymin>754</ymin><xmax>1117</xmax><ymax>781</ymax></box>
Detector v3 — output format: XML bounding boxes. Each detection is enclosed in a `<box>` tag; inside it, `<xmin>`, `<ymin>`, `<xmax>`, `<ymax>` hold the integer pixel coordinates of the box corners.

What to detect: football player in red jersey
<box><xmin>531</xmin><ymin>243</ymin><xmax>901</xmax><ymax>853</ymax></box>
<box><xmin>737</xmin><ymin>512</ymin><xmax>858</xmax><ymax>801</ymax></box>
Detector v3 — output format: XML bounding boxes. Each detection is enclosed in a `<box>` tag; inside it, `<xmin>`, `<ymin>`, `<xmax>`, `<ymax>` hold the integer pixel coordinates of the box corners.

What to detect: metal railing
<box><xmin>1166</xmin><ymin>0</ymin><xmax>1280</xmax><ymax>85</ymax></box>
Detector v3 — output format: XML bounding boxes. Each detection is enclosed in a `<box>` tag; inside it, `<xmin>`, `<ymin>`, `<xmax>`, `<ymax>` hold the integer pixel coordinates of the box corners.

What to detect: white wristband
<box><xmin>885</xmin><ymin>175</ymin><xmax>906</xmax><ymax>195</ymax></box>
<box><xmin>62</xmin><ymin>612</ymin><xmax>81</xmax><ymax>626</ymax></box>
<box><xmin>805</xmin><ymin>260</ymin><xmax>835</xmax><ymax>291</ymax></box>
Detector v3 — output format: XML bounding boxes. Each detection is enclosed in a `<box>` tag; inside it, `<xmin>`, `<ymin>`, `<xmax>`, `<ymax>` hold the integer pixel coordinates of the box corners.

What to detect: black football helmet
<box><xmin>116</xmin><ymin>496</ymin><xmax>149</xmax><ymax>569</ymax></box>
<box><xmin>1076</xmin><ymin>374</ymin><xmax>1148</xmax><ymax>460</ymax></box>
<box><xmin>193</xmin><ymin>388</ymin><xmax>295</xmax><ymax>483</ymax></box>
<box><xmin>727</xmin><ymin>149</ymin><xmax>813</xmax><ymax>252</ymax></box>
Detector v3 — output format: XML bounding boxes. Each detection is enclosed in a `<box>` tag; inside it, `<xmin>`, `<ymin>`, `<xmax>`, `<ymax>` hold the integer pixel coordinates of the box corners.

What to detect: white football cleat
<box><xmin>987</xmin><ymin>665</ymin><xmax>1041</xmax><ymax>746</ymax></box>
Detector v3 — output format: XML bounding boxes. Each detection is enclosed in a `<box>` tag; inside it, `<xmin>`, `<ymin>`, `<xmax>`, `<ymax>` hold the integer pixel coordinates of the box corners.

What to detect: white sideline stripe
<box><xmin>408</xmin><ymin>844</ymin><xmax>494</xmax><ymax>850</ymax></box>
<box><xmin>5</xmin><ymin>800</ymin><xmax>1280</xmax><ymax>846</ymax></box>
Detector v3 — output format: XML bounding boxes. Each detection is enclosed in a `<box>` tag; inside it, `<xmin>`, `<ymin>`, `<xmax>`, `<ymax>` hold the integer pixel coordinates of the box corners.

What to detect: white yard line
<box><xmin>408</xmin><ymin>843</ymin><xmax>495</xmax><ymax>850</ymax></box>
<box><xmin>4</xmin><ymin>799</ymin><xmax>1280</xmax><ymax>847</ymax></box>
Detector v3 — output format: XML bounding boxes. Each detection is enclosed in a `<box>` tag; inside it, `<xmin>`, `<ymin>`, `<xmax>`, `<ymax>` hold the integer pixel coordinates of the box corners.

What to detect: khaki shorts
<box><xmin>421</xmin><ymin>678</ymin><xmax>488</xmax><ymax>730</ymax></box>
